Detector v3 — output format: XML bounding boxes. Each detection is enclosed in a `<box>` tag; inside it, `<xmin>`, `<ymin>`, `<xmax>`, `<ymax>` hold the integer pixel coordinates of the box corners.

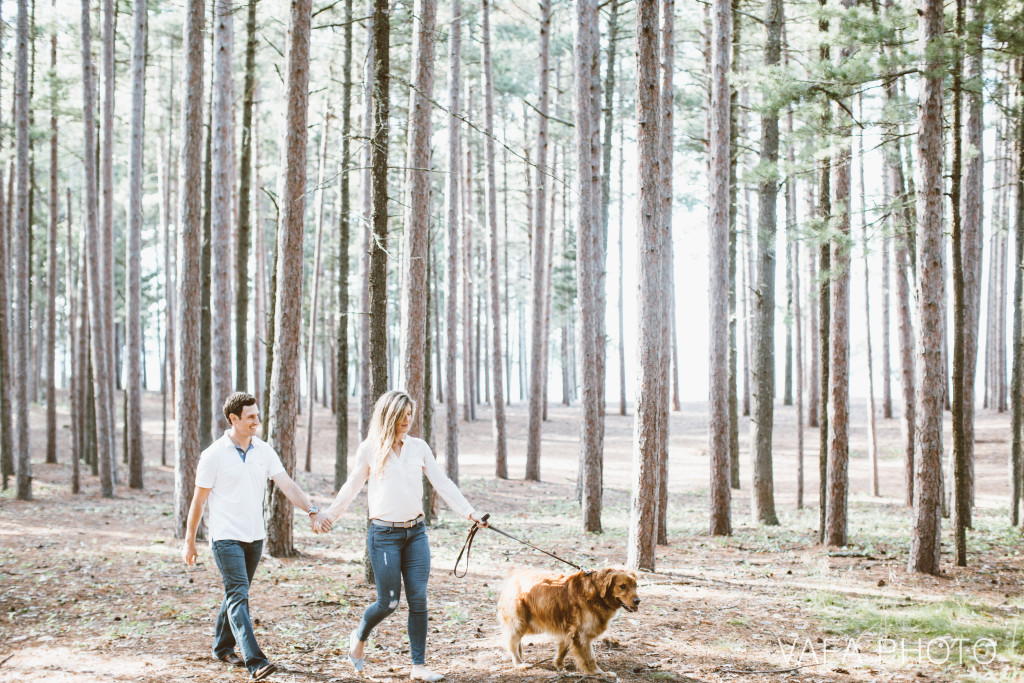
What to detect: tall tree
<box><xmin>267</xmin><ymin>0</ymin><xmax>313</xmax><ymax>558</ymax></box>
<box><xmin>399</xmin><ymin>0</ymin><xmax>437</xmax><ymax>442</ymax></box>
<box><xmin>335</xmin><ymin>0</ymin><xmax>353</xmax><ymax>491</ymax></box>
<box><xmin>126</xmin><ymin>0</ymin><xmax>148</xmax><ymax>490</ymax></box>
<box><xmin>237</xmin><ymin>0</ymin><xmax>258</xmax><ymax>391</ymax></box>
<box><xmin>708</xmin><ymin>0</ymin><xmax>732</xmax><ymax>537</ymax></box>
<box><xmin>211</xmin><ymin>0</ymin><xmax>235</xmax><ymax>425</ymax></box>
<box><xmin>481</xmin><ymin>0</ymin><xmax>508</xmax><ymax>478</ymax></box>
<box><xmin>525</xmin><ymin>0</ymin><xmax>551</xmax><ymax>481</ymax></box>
<box><xmin>444</xmin><ymin>0</ymin><xmax>462</xmax><ymax>483</ymax></box>
<box><xmin>628</xmin><ymin>0</ymin><xmax>664</xmax><ymax>572</ymax></box>
<box><xmin>67</xmin><ymin>189</ymin><xmax>80</xmax><ymax>492</ymax></box>
<box><xmin>815</xmin><ymin>0</ymin><xmax>831</xmax><ymax>542</ymax></box>
<box><xmin>961</xmin><ymin>0</ymin><xmax>984</xmax><ymax>513</ymax></box>
<box><xmin>577</xmin><ymin>0</ymin><xmax>604</xmax><ymax>531</ymax></box>
<box><xmin>727</xmin><ymin>0</ymin><xmax>741</xmax><ymax>489</ymax></box>
<box><xmin>0</xmin><ymin>166</ymin><xmax>12</xmax><ymax>491</ymax></box>
<box><xmin>102</xmin><ymin>0</ymin><xmax>116</xmax><ymax>478</ymax></box>
<box><xmin>358</xmin><ymin>0</ymin><xmax>375</xmax><ymax>436</ymax></box>
<box><xmin>304</xmin><ymin>108</ymin><xmax>330</xmax><ymax>472</ymax></box>
<box><xmin>174</xmin><ymin>0</ymin><xmax>206</xmax><ymax>537</ymax></box>
<box><xmin>1011</xmin><ymin>65</ymin><xmax>1024</xmax><ymax>527</ymax></box>
<box><xmin>45</xmin><ymin>0</ymin><xmax>59</xmax><ymax>466</ymax></box>
<box><xmin>367</xmin><ymin>0</ymin><xmax>390</xmax><ymax>402</ymax></box>
<box><xmin>750</xmin><ymin>0</ymin><xmax>783</xmax><ymax>527</ymax></box>
<box><xmin>13</xmin><ymin>0</ymin><xmax>31</xmax><ymax>500</ymax></box>
<box><xmin>908</xmin><ymin>0</ymin><xmax>944</xmax><ymax>575</ymax></box>
<box><xmin>857</xmin><ymin>98</ymin><xmax>878</xmax><ymax>497</ymax></box>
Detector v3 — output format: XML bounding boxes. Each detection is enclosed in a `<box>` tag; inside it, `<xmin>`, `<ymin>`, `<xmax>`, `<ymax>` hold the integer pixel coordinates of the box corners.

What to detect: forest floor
<box><xmin>2</xmin><ymin>390</ymin><xmax>1023</xmax><ymax>683</ymax></box>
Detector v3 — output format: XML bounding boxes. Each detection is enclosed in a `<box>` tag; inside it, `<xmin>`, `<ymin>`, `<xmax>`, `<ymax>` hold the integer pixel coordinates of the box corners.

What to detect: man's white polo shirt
<box><xmin>195</xmin><ymin>432</ymin><xmax>286</xmax><ymax>543</ymax></box>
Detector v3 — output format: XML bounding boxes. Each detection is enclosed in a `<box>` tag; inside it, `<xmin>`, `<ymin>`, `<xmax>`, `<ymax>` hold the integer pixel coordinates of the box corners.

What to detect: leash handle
<box><xmin>452</xmin><ymin>513</ymin><xmax>490</xmax><ymax>578</ymax></box>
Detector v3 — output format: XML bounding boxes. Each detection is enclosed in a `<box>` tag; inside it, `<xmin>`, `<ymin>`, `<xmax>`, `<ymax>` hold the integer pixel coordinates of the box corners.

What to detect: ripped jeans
<box><xmin>356</xmin><ymin>520</ymin><xmax>431</xmax><ymax>665</ymax></box>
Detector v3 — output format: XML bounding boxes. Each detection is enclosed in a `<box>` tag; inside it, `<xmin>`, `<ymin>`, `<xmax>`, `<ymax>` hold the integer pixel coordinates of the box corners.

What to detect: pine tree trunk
<box><xmin>481</xmin><ymin>0</ymin><xmax>508</xmax><ymax>479</ymax></box>
<box><xmin>1009</xmin><ymin>65</ymin><xmax>1024</xmax><ymax>526</ymax></box>
<box><xmin>44</xmin><ymin>8</ymin><xmax>57</xmax><ymax>466</ymax></box>
<box><xmin>617</xmin><ymin>113</ymin><xmax>627</xmax><ymax>417</ymax></box>
<box><xmin>267</xmin><ymin>0</ymin><xmax>312</xmax><ymax>558</ymax></box>
<box><xmin>794</xmin><ymin>169</ymin><xmax>804</xmax><ymax>509</ymax></box>
<box><xmin>304</xmin><ymin>108</ymin><xmax>330</xmax><ymax>472</ymax></box>
<box><xmin>727</xmin><ymin>0</ymin><xmax>741</xmax><ymax>488</ymax></box>
<box><xmin>126</xmin><ymin>0</ymin><xmax>147</xmax><ymax>490</ymax></box>
<box><xmin>655</xmin><ymin>0</ymin><xmax>674</xmax><ymax>544</ymax></box>
<box><xmin>211</xmin><ymin>0</ymin><xmax>235</xmax><ymax>429</ymax></box>
<box><xmin>628</xmin><ymin>0</ymin><xmax>664</xmax><ymax>572</ymax></box>
<box><xmin>367</xmin><ymin>0</ymin><xmax>390</xmax><ymax>403</ymax></box>
<box><xmin>816</xmin><ymin>0</ymin><xmax>831</xmax><ymax>544</ymax></box>
<box><xmin>577</xmin><ymin>0</ymin><xmax>603</xmax><ymax>532</ymax></box>
<box><xmin>708</xmin><ymin>0</ymin><xmax>732</xmax><ymax>536</ymax></box>
<box><xmin>13</xmin><ymin>0</ymin><xmax>32</xmax><ymax>500</ymax></box>
<box><xmin>950</xmin><ymin>0</ymin><xmax>969</xmax><ymax>565</ymax></box>
<box><xmin>858</xmin><ymin>97</ymin><xmax>878</xmax><ymax>497</ymax></box>
<box><xmin>200</xmin><ymin>57</ymin><xmax>214</xmax><ymax>451</ymax></box>
<box><xmin>67</xmin><ymin>189</ymin><xmax>80</xmax><ymax>492</ymax></box>
<box><xmin>236</xmin><ymin>0</ymin><xmax>257</xmax><ymax>392</ymax></box>
<box><xmin>961</xmin><ymin>0</ymin><xmax>984</xmax><ymax>513</ymax></box>
<box><xmin>102</xmin><ymin>0</ymin><xmax>117</xmax><ymax>482</ymax></box>
<box><xmin>444</xmin><ymin>0</ymin><xmax>461</xmax><ymax>484</ymax></box>
<box><xmin>400</xmin><ymin>0</ymin><xmax>436</xmax><ymax>444</ymax></box>
<box><xmin>751</xmin><ymin>0</ymin><xmax>783</xmax><ymax>528</ymax></box>
<box><xmin>174</xmin><ymin>0</ymin><xmax>206</xmax><ymax>538</ymax></box>
<box><xmin>0</xmin><ymin>164</ymin><xmax>12</xmax><ymax>491</ymax></box>
<box><xmin>908</xmin><ymin>0</ymin><xmax>945</xmax><ymax>575</ymax></box>
<box><xmin>525</xmin><ymin>0</ymin><xmax>551</xmax><ymax>481</ymax></box>
<box><xmin>335</xmin><ymin>0</ymin><xmax>353</xmax><ymax>491</ymax></box>
<box><xmin>358</xmin><ymin>0</ymin><xmax>375</xmax><ymax>438</ymax></box>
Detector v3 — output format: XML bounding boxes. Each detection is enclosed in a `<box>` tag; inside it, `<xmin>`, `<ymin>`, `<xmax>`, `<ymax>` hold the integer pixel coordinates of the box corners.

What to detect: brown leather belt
<box><xmin>371</xmin><ymin>514</ymin><xmax>424</xmax><ymax>528</ymax></box>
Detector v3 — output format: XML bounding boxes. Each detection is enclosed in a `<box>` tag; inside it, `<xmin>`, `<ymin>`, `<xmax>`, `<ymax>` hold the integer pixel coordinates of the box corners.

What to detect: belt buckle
<box><xmin>403</xmin><ymin>518</ymin><xmax>415</xmax><ymax>528</ymax></box>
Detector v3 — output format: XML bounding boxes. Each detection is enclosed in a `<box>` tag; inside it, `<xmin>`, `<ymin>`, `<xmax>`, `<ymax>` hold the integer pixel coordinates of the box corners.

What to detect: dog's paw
<box><xmin>513</xmin><ymin>662</ymin><xmax>531</xmax><ymax>670</ymax></box>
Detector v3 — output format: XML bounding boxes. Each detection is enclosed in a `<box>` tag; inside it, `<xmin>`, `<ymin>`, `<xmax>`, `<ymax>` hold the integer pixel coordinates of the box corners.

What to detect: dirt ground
<box><xmin>1</xmin><ymin>390</ymin><xmax>1022</xmax><ymax>682</ymax></box>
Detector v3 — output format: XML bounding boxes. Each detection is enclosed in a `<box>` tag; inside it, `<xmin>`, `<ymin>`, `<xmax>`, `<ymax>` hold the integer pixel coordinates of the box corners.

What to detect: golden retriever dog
<box><xmin>497</xmin><ymin>567</ymin><xmax>640</xmax><ymax>677</ymax></box>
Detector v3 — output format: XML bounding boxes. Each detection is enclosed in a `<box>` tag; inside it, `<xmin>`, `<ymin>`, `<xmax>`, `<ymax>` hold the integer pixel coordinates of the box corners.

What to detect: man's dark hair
<box><xmin>223</xmin><ymin>392</ymin><xmax>258</xmax><ymax>423</ymax></box>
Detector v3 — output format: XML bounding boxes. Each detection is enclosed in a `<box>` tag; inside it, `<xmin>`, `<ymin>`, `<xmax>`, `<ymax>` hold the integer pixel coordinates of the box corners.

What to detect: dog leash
<box><xmin>452</xmin><ymin>513</ymin><xmax>584</xmax><ymax>578</ymax></box>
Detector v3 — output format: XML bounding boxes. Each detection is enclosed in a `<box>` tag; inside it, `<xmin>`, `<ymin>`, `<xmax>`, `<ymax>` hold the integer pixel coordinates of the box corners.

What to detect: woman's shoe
<box><xmin>348</xmin><ymin>630</ymin><xmax>364</xmax><ymax>674</ymax></box>
<box><xmin>410</xmin><ymin>665</ymin><xmax>444</xmax><ymax>681</ymax></box>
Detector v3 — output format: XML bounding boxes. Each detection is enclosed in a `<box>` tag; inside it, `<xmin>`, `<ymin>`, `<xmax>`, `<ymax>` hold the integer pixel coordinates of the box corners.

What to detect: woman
<box><xmin>317</xmin><ymin>390</ymin><xmax>486</xmax><ymax>682</ymax></box>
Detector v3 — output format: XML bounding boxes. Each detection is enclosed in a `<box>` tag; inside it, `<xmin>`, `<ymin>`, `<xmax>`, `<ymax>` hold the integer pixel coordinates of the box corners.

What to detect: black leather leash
<box><xmin>452</xmin><ymin>513</ymin><xmax>584</xmax><ymax>578</ymax></box>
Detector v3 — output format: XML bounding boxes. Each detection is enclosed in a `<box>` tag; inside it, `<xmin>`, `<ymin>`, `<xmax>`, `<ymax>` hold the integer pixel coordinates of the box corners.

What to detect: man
<box><xmin>182</xmin><ymin>392</ymin><xmax>330</xmax><ymax>681</ymax></box>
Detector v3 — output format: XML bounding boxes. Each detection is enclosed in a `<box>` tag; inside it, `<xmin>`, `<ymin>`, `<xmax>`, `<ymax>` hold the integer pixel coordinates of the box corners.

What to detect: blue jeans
<box><xmin>211</xmin><ymin>539</ymin><xmax>270</xmax><ymax>674</ymax></box>
<box><xmin>357</xmin><ymin>521</ymin><xmax>431</xmax><ymax>665</ymax></box>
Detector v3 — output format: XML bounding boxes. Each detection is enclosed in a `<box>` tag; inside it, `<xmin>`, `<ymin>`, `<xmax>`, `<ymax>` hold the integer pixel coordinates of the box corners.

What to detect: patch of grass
<box><xmin>725</xmin><ymin>617</ymin><xmax>749</xmax><ymax>627</ymax></box>
<box><xmin>806</xmin><ymin>590</ymin><xmax>1024</xmax><ymax>674</ymax></box>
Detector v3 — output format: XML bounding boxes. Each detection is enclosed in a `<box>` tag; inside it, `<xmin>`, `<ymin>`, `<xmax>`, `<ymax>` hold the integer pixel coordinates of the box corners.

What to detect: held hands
<box><xmin>311</xmin><ymin>512</ymin><xmax>333</xmax><ymax>534</ymax></box>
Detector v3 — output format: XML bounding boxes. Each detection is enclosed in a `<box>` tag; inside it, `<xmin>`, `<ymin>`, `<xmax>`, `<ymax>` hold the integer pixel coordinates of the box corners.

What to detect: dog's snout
<box><xmin>632</xmin><ymin>598</ymin><xmax>641</xmax><ymax>606</ymax></box>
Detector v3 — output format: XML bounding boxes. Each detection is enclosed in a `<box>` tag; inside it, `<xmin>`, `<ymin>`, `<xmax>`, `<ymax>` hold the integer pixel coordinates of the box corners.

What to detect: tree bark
<box><xmin>750</xmin><ymin>0</ymin><xmax>783</xmax><ymax>527</ymax></box>
<box><xmin>174</xmin><ymin>0</ymin><xmax>206</xmax><ymax>537</ymax></box>
<box><xmin>45</xmin><ymin>5</ymin><xmax>58</xmax><ymax>466</ymax></box>
<box><xmin>335</xmin><ymin>0</ymin><xmax>353</xmax><ymax>491</ymax></box>
<box><xmin>212</xmin><ymin>0</ymin><xmax>235</xmax><ymax>429</ymax></box>
<box><xmin>400</xmin><ymin>0</ymin><xmax>437</xmax><ymax>444</ymax></box>
<box><xmin>857</xmin><ymin>96</ymin><xmax>878</xmax><ymax>498</ymax></box>
<box><xmin>908</xmin><ymin>0</ymin><xmax>944</xmax><ymax>575</ymax></box>
<box><xmin>304</xmin><ymin>108</ymin><xmax>330</xmax><ymax>472</ymax></box>
<box><xmin>961</xmin><ymin>0</ymin><xmax>984</xmax><ymax>514</ymax></box>
<box><xmin>126</xmin><ymin>0</ymin><xmax>148</xmax><ymax>490</ymax></box>
<box><xmin>728</xmin><ymin>0</ymin><xmax>741</xmax><ymax>488</ymax></box>
<box><xmin>444</xmin><ymin>0</ymin><xmax>461</xmax><ymax>484</ymax></box>
<box><xmin>267</xmin><ymin>0</ymin><xmax>312</xmax><ymax>558</ymax></box>
<box><xmin>481</xmin><ymin>0</ymin><xmax>508</xmax><ymax>479</ymax></box>
<box><xmin>628</xmin><ymin>0</ymin><xmax>664</xmax><ymax>572</ymax></box>
<box><xmin>367</xmin><ymin>0</ymin><xmax>390</xmax><ymax>403</ymax></box>
<box><xmin>68</xmin><ymin>188</ymin><xmax>80</xmax><ymax>492</ymax></box>
<box><xmin>617</xmin><ymin>106</ymin><xmax>627</xmax><ymax>418</ymax></box>
<box><xmin>709</xmin><ymin>0</ymin><xmax>732</xmax><ymax>536</ymax></box>
<box><xmin>358</xmin><ymin>0</ymin><xmax>375</xmax><ymax>438</ymax></box>
<box><xmin>525</xmin><ymin>0</ymin><xmax>551</xmax><ymax>481</ymax></box>
<box><xmin>236</xmin><ymin>0</ymin><xmax>258</xmax><ymax>392</ymax></box>
<box><xmin>1009</xmin><ymin>66</ymin><xmax>1024</xmax><ymax>527</ymax></box>
<box><xmin>577</xmin><ymin>0</ymin><xmax>604</xmax><ymax>532</ymax></box>
<box><xmin>816</xmin><ymin>0</ymin><xmax>831</xmax><ymax>544</ymax></box>
<box><xmin>13</xmin><ymin>0</ymin><xmax>31</xmax><ymax>500</ymax></box>
<box><xmin>0</xmin><ymin>164</ymin><xmax>12</xmax><ymax>492</ymax></box>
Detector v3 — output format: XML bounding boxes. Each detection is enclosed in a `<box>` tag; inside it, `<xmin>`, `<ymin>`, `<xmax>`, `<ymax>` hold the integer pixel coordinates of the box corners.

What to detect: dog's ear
<box><xmin>597</xmin><ymin>568</ymin><xmax>617</xmax><ymax>597</ymax></box>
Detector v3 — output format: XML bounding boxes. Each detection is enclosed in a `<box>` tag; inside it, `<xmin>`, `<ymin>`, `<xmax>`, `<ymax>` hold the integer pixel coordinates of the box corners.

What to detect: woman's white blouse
<box><xmin>326</xmin><ymin>436</ymin><xmax>475</xmax><ymax>523</ymax></box>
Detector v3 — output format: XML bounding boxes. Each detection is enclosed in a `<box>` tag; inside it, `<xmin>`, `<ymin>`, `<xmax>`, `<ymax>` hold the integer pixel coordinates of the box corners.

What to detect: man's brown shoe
<box><xmin>217</xmin><ymin>653</ymin><xmax>245</xmax><ymax>667</ymax></box>
<box><xmin>253</xmin><ymin>663</ymin><xmax>278</xmax><ymax>680</ymax></box>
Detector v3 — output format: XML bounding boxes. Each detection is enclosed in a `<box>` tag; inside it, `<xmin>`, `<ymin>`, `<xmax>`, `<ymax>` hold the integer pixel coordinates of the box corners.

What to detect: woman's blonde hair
<box><xmin>367</xmin><ymin>390</ymin><xmax>416</xmax><ymax>478</ymax></box>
